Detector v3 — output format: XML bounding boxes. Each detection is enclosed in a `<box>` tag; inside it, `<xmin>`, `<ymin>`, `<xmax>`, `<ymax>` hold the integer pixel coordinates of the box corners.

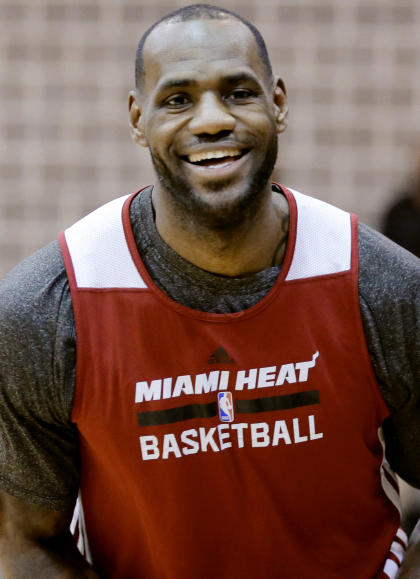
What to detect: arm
<box><xmin>0</xmin><ymin>244</ymin><xmax>91</xmax><ymax>576</ymax></box>
<box><xmin>358</xmin><ymin>224</ymin><xmax>420</xmax><ymax>488</ymax></box>
<box><xmin>358</xmin><ymin>226</ymin><xmax>420</xmax><ymax>576</ymax></box>
<box><xmin>0</xmin><ymin>492</ymin><xmax>99</xmax><ymax>578</ymax></box>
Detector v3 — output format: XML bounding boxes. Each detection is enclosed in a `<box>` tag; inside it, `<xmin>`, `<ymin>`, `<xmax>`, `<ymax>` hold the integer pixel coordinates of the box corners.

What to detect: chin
<box><xmin>151</xmin><ymin>151</ymin><xmax>275</xmax><ymax>228</ymax></box>
<box><xmin>187</xmin><ymin>184</ymin><xmax>265</xmax><ymax>229</ymax></box>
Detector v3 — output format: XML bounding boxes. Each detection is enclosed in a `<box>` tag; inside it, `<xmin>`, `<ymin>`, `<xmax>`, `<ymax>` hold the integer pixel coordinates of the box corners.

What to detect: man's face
<box><xmin>133</xmin><ymin>18</ymin><xmax>286</xmax><ymax>227</ymax></box>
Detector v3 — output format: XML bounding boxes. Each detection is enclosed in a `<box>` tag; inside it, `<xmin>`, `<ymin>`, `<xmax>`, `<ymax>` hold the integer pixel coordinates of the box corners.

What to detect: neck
<box><xmin>152</xmin><ymin>186</ymin><xmax>289</xmax><ymax>277</ymax></box>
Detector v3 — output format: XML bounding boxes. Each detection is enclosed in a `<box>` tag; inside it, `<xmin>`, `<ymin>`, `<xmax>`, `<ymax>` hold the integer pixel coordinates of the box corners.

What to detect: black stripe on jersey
<box><xmin>235</xmin><ymin>390</ymin><xmax>320</xmax><ymax>414</ymax></box>
<box><xmin>138</xmin><ymin>401</ymin><xmax>218</xmax><ymax>426</ymax></box>
<box><xmin>137</xmin><ymin>390</ymin><xmax>320</xmax><ymax>427</ymax></box>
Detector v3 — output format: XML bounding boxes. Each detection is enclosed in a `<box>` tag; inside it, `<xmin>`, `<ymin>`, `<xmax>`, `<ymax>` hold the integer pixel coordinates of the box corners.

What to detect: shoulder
<box><xmin>0</xmin><ymin>240</ymin><xmax>69</xmax><ymax>333</ymax></box>
<box><xmin>0</xmin><ymin>241</ymin><xmax>79</xmax><ymax>507</ymax></box>
<box><xmin>356</xmin><ymin>224</ymin><xmax>420</xmax><ymax>486</ymax></box>
<box><xmin>0</xmin><ymin>240</ymin><xmax>74</xmax><ymax>413</ymax></box>
<box><xmin>358</xmin><ymin>221</ymin><xmax>419</xmax><ymax>309</ymax></box>
<box><xmin>357</xmin><ymin>222</ymin><xmax>419</xmax><ymax>409</ymax></box>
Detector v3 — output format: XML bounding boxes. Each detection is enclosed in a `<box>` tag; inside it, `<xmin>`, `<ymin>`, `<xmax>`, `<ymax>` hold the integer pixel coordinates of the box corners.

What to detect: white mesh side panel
<box><xmin>64</xmin><ymin>195</ymin><xmax>147</xmax><ymax>289</ymax></box>
<box><xmin>396</xmin><ymin>528</ymin><xmax>408</xmax><ymax>547</ymax></box>
<box><xmin>381</xmin><ymin>527</ymin><xmax>408</xmax><ymax>578</ymax></box>
<box><xmin>378</xmin><ymin>428</ymin><xmax>402</xmax><ymax>515</ymax></box>
<box><xmin>390</xmin><ymin>540</ymin><xmax>405</xmax><ymax>564</ymax></box>
<box><xmin>70</xmin><ymin>492</ymin><xmax>92</xmax><ymax>564</ymax></box>
<box><xmin>286</xmin><ymin>189</ymin><xmax>352</xmax><ymax>281</ymax></box>
<box><xmin>383</xmin><ymin>558</ymin><xmax>399</xmax><ymax>579</ymax></box>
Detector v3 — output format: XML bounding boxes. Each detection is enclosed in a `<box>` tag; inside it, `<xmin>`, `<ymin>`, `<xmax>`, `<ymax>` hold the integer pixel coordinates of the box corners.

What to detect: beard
<box><xmin>149</xmin><ymin>131</ymin><xmax>278</xmax><ymax>230</ymax></box>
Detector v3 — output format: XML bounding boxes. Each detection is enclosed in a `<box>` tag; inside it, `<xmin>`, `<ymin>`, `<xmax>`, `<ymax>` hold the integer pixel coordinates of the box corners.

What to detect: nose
<box><xmin>188</xmin><ymin>92</ymin><xmax>235</xmax><ymax>136</ymax></box>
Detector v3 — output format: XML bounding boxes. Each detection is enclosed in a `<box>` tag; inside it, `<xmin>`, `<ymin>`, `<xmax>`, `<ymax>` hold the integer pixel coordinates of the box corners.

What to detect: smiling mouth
<box><xmin>183</xmin><ymin>149</ymin><xmax>248</xmax><ymax>167</ymax></box>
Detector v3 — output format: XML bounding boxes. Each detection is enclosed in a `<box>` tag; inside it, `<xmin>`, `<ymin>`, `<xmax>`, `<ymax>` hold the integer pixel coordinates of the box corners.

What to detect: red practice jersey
<box><xmin>60</xmin><ymin>186</ymin><xmax>406</xmax><ymax>578</ymax></box>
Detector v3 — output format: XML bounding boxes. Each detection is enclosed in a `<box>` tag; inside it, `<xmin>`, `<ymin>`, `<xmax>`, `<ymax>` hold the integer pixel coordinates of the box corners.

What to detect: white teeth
<box><xmin>187</xmin><ymin>149</ymin><xmax>242</xmax><ymax>163</ymax></box>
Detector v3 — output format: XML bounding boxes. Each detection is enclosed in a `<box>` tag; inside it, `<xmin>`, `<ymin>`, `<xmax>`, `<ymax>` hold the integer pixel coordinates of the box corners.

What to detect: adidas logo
<box><xmin>208</xmin><ymin>347</ymin><xmax>235</xmax><ymax>364</ymax></box>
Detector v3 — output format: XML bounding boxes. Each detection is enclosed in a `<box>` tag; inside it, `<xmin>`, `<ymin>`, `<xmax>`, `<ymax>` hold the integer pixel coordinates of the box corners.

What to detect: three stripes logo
<box><xmin>208</xmin><ymin>347</ymin><xmax>235</xmax><ymax>364</ymax></box>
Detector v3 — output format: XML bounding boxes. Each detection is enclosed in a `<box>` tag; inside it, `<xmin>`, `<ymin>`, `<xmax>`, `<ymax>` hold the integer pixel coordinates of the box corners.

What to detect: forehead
<box><xmin>142</xmin><ymin>19</ymin><xmax>267</xmax><ymax>93</ymax></box>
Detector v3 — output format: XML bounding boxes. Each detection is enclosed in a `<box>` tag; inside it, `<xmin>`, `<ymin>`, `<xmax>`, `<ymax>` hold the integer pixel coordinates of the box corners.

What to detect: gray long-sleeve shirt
<box><xmin>0</xmin><ymin>187</ymin><xmax>419</xmax><ymax>510</ymax></box>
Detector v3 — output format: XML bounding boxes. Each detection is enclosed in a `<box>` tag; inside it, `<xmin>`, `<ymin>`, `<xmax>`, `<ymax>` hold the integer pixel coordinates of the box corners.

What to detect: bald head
<box><xmin>135</xmin><ymin>4</ymin><xmax>273</xmax><ymax>92</ymax></box>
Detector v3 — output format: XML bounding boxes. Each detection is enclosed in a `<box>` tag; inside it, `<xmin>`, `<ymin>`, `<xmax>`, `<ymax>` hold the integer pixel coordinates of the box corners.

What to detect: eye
<box><xmin>163</xmin><ymin>94</ymin><xmax>191</xmax><ymax>109</ymax></box>
<box><xmin>226</xmin><ymin>88</ymin><xmax>255</xmax><ymax>102</ymax></box>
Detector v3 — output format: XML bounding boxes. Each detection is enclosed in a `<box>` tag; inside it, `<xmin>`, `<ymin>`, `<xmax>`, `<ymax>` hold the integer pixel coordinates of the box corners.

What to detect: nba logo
<box><xmin>218</xmin><ymin>392</ymin><xmax>234</xmax><ymax>423</ymax></box>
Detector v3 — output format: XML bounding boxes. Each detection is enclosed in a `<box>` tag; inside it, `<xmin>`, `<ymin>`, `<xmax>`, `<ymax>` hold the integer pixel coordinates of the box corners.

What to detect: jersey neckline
<box><xmin>121</xmin><ymin>183</ymin><xmax>298</xmax><ymax>323</ymax></box>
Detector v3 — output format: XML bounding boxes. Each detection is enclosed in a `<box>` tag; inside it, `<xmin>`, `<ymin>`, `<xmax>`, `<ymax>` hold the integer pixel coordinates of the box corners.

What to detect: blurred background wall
<box><xmin>1</xmin><ymin>0</ymin><xmax>420</xmax><ymax>277</ymax></box>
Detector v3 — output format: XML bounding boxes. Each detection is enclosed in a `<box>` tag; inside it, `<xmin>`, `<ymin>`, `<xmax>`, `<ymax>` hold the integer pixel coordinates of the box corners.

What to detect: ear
<box><xmin>272</xmin><ymin>77</ymin><xmax>288</xmax><ymax>134</ymax></box>
<box><xmin>128</xmin><ymin>90</ymin><xmax>147</xmax><ymax>147</ymax></box>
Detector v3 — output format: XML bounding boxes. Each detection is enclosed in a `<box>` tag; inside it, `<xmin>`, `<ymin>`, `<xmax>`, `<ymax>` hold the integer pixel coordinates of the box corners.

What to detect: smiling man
<box><xmin>0</xmin><ymin>4</ymin><xmax>419</xmax><ymax>579</ymax></box>
<box><xmin>129</xmin><ymin>12</ymin><xmax>289</xmax><ymax>273</ymax></box>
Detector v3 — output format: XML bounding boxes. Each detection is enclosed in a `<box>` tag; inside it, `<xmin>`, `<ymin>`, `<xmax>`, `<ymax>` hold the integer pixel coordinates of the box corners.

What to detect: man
<box><xmin>0</xmin><ymin>4</ymin><xmax>419</xmax><ymax>578</ymax></box>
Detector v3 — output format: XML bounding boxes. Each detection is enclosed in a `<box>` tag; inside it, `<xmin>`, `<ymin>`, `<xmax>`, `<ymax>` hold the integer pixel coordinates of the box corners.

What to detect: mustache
<box><xmin>181</xmin><ymin>134</ymin><xmax>250</xmax><ymax>149</ymax></box>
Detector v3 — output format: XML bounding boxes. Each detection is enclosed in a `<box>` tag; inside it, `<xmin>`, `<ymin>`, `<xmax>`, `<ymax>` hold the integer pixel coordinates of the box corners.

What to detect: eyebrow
<box><xmin>155</xmin><ymin>71</ymin><xmax>262</xmax><ymax>94</ymax></box>
<box><xmin>223</xmin><ymin>72</ymin><xmax>261</xmax><ymax>86</ymax></box>
<box><xmin>155</xmin><ymin>78</ymin><xmax>199</xmax><ymax>93</ymax></box>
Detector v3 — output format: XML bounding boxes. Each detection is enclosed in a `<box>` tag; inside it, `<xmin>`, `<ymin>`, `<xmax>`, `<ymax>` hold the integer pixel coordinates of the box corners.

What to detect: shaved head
<box><xmin>135</xmin><ymin>4</ymin><xmax>273</xmax><ymax>91</ymax></box>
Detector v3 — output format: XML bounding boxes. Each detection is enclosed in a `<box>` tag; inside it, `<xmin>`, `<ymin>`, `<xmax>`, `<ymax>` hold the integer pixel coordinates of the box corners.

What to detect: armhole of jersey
<box><xmin>59</xmin><ymin>193</ymin><xmax>148</xmax><ymax>424</ymax></box>
<box><xmin>59</xmin><ymin>230</ymin><xmax>78</xmax><ymax>291</ymax></box>
<box><xmin>284</xmin><ymin>188</ymin><xmax>352</xmax><ymax>281</ymax></box>
<box><xmin>350</xmin><ymin>213</ymin><xmax>392</xmax><ymax>421</ymax></box>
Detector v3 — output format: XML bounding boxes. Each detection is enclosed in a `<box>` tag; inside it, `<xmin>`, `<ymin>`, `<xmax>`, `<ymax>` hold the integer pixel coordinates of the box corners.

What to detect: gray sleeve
<box><xmin>358</xmin><ymin>223</ymin><xmax>420</xmax><ymax>487</ymax></box>
<box><xmin>0</xmin><ymin>241</ymin><xmax>79</xmax><ymax>510</ymax></box>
